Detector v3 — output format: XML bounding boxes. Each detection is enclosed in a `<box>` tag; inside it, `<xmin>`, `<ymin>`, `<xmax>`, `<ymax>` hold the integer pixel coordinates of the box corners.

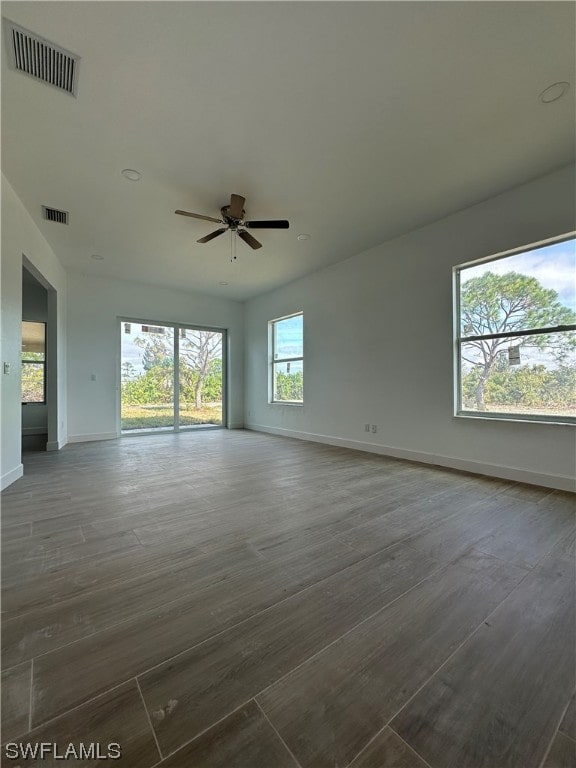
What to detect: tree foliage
<box><xmin>21</xmin><ymin>351</ymin><xmax>45</xmax><ymax>403</ymax></box>
<box><xmin>275</xmin><ymin>370</ymin><xmax>303</xmax><ymax>401</ymax></box>
<box><xmin>121</xmin><ymin>330</ymin><xmax>222</xmax><ymax>408</ymax></box>
<box><xmin>460</xmin><ymin>271</ymin><xmax>576</xmax><ymax>410</ymax></box>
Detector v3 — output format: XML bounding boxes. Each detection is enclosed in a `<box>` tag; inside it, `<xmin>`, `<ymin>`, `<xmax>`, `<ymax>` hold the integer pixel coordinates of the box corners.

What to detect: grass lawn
<box><xmin>121</xmin><ymin>403</ymin><xmax>222</xmax><ymax>430</ymax></box>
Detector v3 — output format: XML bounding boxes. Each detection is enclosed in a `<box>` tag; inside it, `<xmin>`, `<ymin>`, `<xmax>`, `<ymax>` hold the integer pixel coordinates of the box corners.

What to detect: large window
<box><xmin>22</xmin><ymin>321</ymin><xmax>46</xmax><ymax>404</ymax></box>
<box><xmin>270</xmin><ymin>312</ymin><xmax>303</xmax><ymax>403</ymax></box>
<box><xmin>454</xmin><ymin>234</ymin><xmax>576</xmax><ymax>423</ymax></box>
<box><xmin>120</xmin><ymin>320</ymin><xmax>225</xmax><ymax>433</ymax></box>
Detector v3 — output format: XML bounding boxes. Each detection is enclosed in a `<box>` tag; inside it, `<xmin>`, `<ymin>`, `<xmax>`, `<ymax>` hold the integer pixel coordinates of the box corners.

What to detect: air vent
<box><xmin>42</xmin><ymin>206</ymin><xmax>69</xmax><ymax>225</ymax></box>
<box><xmin>5</xmin><ymin>20</ymin><xmax>79</xmax><ymax>96</ymax></box>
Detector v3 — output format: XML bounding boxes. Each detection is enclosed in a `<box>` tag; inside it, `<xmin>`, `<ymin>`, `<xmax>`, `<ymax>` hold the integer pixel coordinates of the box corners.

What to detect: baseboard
<box><xmin>67</xmin><ymin>432</ymin><xmax>118</xmax><ymax>444</ymax></box>
<box><xmin>22</xmin><ymin>427</ymin><xmax>48</xmax><ymax>436</ymax></box>
<box><xmin>245</xmin><ymin>423</ymin><xmax>575</xmax><ymax>492</ymax></box>
<box><xmin>1</xmin><ymin>464</ymin><xmax>24</xmax><ymax>490</ymax></box>
<box><xmin>228</xmin><ymin>422</ymin><xmax>244</xmax><ymax>429</ymax></box>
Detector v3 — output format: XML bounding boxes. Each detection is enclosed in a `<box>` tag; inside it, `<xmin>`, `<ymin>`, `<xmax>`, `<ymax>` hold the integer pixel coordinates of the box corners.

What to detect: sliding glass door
<box><xmin>179</xmin><ymin>328</ymin><xmax>223</xmax><ymax>428</ymax></box>
<box><xmin>120</xmin><ymin>320</ymin><xmax>225</xmax><ymax>434</ymax></box>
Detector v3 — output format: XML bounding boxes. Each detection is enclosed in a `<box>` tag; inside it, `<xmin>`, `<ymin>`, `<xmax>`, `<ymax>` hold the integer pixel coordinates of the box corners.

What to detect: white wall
<box><xmin>66</xmin><ymin>272</ymin><xmax>244</xmax><ymax>441</ymax></box>
<box><xmin>245</xmin><ymin>165</ymin><xmax>576</xmax><ymax>491</ymax></box>
<box><xmin>1</xmin><ymin>175</ymin><xmax>68</xmax><ymax>489</ymax></box>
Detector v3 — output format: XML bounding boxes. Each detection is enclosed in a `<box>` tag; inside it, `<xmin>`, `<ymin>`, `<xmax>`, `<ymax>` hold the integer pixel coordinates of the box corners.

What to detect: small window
<box><xmin>270</xmin><ymin>313</ymin><xmax>303</xmax><ymax>404</ymax></box>
<box><xmin>454</xmin><ymin>234</ymin><xmax>576</xmax><ymax>423</ymax></box>
<box><xmin>22</xmin><ymin>321</ymin><xmax>46</xmax><ymax>404</ymax></box>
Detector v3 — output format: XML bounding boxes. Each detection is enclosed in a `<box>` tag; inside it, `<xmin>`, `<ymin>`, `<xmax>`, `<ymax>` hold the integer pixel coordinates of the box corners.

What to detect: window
<box><xmin>120</xmin><ymin>319</ymin><xmax>226</xmax><ymax>433</ymax></box>
<box><xmin>270</xmin><ymin>312</ymin><xmax>303</xmax><ymax>403</ymax></box>
<box><xmin>22</xmin><ymin>321</ymin><xmax>46</xmax><ymax>404</ymax></box>
<box><xmin>454</xmin><ymin>234</ymin><xmax>576</xmax><ymax>423</ymax></box>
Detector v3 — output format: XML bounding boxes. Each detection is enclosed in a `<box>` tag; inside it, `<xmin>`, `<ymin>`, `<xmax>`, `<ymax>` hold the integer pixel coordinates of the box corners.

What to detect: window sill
<box><xmin>270</xmin><ymin>401</ymin><xmax>304</xmax><ymax>407</ymax></box>
<box><xmin>455</xmin><ymin>412</ymin><xmax>575</xmax><ymax>427</ymax></box>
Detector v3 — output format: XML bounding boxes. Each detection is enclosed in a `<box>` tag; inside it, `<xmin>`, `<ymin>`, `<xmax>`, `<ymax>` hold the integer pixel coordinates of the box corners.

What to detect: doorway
<box><xmin>120</xmin><ymin>319</ymin><xmax>226</xmax><ymax>434</ymax></box>
<box><xmin>21</xmin><ymin>260</ymin><xmax>59</xmax><ymax>453</ymax></box>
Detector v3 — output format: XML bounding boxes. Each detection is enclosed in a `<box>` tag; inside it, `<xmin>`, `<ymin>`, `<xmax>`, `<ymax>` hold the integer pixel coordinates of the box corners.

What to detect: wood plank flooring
<box><xmin>1</xmin><ymin>430</ymin><xmax>574</xmax><ymax>767</ymax></box>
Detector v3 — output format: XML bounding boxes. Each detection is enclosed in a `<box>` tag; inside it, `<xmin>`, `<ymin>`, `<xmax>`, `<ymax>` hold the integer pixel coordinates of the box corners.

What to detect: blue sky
<box><xmin>461</xmin><ymin>238</ymin><xmax>576</xmax><ymax>312</ymax></box>
<box><xmin>274</xmin><ymin>314</ymin><xmax>303</xmax><ymax>359</ymax></box>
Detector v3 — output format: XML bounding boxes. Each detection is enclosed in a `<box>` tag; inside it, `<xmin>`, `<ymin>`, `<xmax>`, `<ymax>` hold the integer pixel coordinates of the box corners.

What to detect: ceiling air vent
<box><xmin>5</xmin><ymin>19</ymin><xmax>79</xmax><ymax>96</ymax></box>
<box><xmin>42</xmin><ymin>206</ymin><xmax>69</xmax><ymax>225</ymax></box>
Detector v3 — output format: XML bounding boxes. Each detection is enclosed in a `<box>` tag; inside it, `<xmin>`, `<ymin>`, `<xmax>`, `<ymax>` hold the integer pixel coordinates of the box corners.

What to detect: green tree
<box><xmin>275</xmin><ymin>370</ymin><xmax>303</xmax><ymax>401</ymax></box>
<box><xmin>179</xmin><ymin>330</ymin><xmax>222</xmax><ymax>408</ymax></box>
<box><xmin>135</xmin><ymin>334</ymin><xmax>173</xmax><ymax>372</ymax></box>
<box><xmin>21</xmin><ymin>350</ymin><xmax>45</xmax><ymax>403</ymax></box>
<box><xmin>121</xmin><ymin>361</ymin><xmax>137</xmax><ymax>381</ymax></box>
<box><xmin>180</xmin><ymin>357</ymin><xmax>222</xmax><ymax>405</ymax></box>
<box><xmin>121</xmin><ymin>362</ymin><xmax>174</xmax><ymax>405</ymax></box>
<box><xmin>131</xmin><ymin>329</ymin><xmax>222</xmax><ymax>408</ymax></box>
<box><xmin>460</xmin><ymin>272</ymin><xmax>576</xmax><ymax>410</ymax></box>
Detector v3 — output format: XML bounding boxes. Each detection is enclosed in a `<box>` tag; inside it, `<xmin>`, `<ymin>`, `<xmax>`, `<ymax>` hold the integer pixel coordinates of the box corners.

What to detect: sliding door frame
<box><xmin>117</xmin><ymin>316</ymin><xmax>228</xmax><ymax>437</ymax></box>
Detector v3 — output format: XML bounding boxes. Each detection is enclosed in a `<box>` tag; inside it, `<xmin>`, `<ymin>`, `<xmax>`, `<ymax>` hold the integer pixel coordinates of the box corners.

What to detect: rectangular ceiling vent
<box><xmin>5</xmin><ymin>19</ymin><xmax>79</xmax><ymax>96</ymax></box>
<box><xmin>42</xmin><ymin>206</ymin><xmax>69</xmax><ymax>225</ymax></box>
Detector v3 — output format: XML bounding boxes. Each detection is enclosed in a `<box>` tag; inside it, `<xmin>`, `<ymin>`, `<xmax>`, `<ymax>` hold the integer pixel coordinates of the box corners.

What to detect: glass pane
<box><xmin>120</xmin><ymin>323</ymin><xmax>174</xmax><ymax>432</ymax></box>
<box><xmin>273</xmin><ymin>360</ymin><xmax>303</xmax><ymax>402</ymax></box>
<box><xmin>459</xmin><ymin>238</ymin><xmax>576</xmax><ymax>336</ymax></box>
<box><xmin>22</xmin><ymin>321</ymin><xmax>45</xmax><ymax>360</ymax></box>
<box><xmin>22</xmin><ymin>363</ymin><xmax>44</xmax><ymax>403</ymax></box>
<box><xmin>274</xmin><ymin>314</ymin><xmax>303</xmax><ymax>359</ymax></box>
<box><xmin>179</xmin><ymin>329</ymin><xmax>223</xmax><ymax>428</ymax></box>
<box><xmin>460</xmin><ymin>331</ymin><xmax>576</xmax><ymax>418</ymax></box>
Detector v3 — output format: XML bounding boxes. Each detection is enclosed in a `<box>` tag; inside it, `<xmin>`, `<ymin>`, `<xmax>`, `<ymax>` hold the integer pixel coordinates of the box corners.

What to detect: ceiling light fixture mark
<box><xmin>121</xmin><ymin>168</ymin><xmax>142</xmax><ymax>181</ymax></box>
<box><xmin>539</xmin><ymin>81</ymin><xmax>570</xmax><ymax>103</ymax></box>
<box><xmin>297</xmin><ymin>233</ymin><xmax>311</xmax><ymax>241</ymax></box>
<box><xmin>91</xmin><ymin>254</ymin><xmax>104</xmax><ymax>261</ymax></box>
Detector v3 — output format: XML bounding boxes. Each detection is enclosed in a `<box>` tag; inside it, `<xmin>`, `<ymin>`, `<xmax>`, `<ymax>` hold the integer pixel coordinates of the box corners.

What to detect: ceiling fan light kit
<box><xmin>175</xmin><ymin>193</ymin><xmax>289</xmax><ymax>254</ymax></box>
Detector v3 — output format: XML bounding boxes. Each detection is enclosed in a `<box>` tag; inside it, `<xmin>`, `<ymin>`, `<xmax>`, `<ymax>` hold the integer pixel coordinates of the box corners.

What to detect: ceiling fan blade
<box><xmin>197</xmin><ymin>228</ymin><xmax>227</xmax><ymax>244</ymax></box>
<box><xmin>175</xmin><ymin>210</ymin><xmax>223</xmax><ymax>224</ymax></box>
<box><xmin>228</xmin><ymin>194</ymin><xmax>245</xmax><ymax>219</ymax></box>
<box><xmin>238</xmin><ymin>230</ymin><xmax>262</xmax><ymax>250</ymax></box>
<box><xmin>244</xmin><ymin>220</ymin><xmax>289</xmax><ymax>229</ymax></box>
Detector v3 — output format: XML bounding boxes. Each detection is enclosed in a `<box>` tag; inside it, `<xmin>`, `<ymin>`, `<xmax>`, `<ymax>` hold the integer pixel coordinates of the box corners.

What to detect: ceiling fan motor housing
<box><xmin>221</xmin><ymin>205</ymin><xmax>245</xmax><ymax>226</ymax></box>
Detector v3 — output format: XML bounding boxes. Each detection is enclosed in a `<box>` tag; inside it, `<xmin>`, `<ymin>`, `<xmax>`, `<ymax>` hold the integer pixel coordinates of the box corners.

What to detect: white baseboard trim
<box><xmin>67</xmin><ymin>432</ymin><xmax>118</xmax><ymax>444</ymax></box>
<box><xmin>46</xmin><ymin>437</ymin><xmax>67</xmax><ymax>451</ymax></box>
<box><xmin>245</xmin><ymin>423</ymin><xmax>575</xmax><ymax>492</ymax></box>
<box><xmin>22</xmin><ymin>427</ymin><xmax>48</xmax><ymax>436</ymax></box>
<box><xmin>1</xmin><ymin>464</ymin><xmax>24</xmax><ymax>490</ymax></box>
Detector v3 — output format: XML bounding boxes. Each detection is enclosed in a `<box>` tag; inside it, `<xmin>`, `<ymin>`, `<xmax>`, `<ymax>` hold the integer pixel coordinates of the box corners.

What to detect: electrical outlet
<box><xmin>364</xmin><ymin>423</ymin><xmax>370</xmax><ymax>432</ymax></box>
<box><xmin>371</xmin><ymin>424</ymin><xmax>378</xmax><ymax>433</ymax></box>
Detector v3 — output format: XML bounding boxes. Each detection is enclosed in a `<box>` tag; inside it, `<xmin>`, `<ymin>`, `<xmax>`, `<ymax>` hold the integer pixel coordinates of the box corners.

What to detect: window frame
<box><xmin>453</xmin><ymin>232</ymin><xmax>576</xmax><ymax>425</ymax></box>
<box><xmin>117</xmin><ymin>316</ymin><xmax>228</xmax><ymax>436</ymax></box>
<box><xmin>21</xmin><ymin>320</ymin><xmax>47</xmax><ymax>405</ymax></box>
<box><xmin>269</xmin><ymin>311</ymin><xmax>304</xmax><ymax>405</ymax></box>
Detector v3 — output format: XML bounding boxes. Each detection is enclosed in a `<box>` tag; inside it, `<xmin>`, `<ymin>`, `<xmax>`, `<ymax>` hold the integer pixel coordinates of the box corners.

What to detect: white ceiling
<box><xmin>2</xmin><ymin>2</ymin><xmax>574</xmax><ymax>301</ymax></box>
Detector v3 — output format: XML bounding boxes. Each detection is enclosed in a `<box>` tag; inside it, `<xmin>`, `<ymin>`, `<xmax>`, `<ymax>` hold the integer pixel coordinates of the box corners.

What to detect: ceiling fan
<box><xmin>175</xmin><ymin>193</ymin><xmax>289</xmax><ymax>250</ymax></box>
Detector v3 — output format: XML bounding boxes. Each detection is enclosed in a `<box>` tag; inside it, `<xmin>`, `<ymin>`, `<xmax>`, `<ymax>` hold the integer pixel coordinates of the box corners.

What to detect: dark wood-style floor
<box><xmin>1</xmin><ymin>430</ymin><xmax>574</xmax><ymax>768</ymax></box>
